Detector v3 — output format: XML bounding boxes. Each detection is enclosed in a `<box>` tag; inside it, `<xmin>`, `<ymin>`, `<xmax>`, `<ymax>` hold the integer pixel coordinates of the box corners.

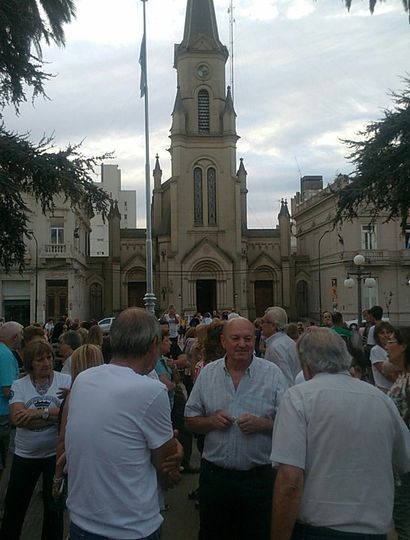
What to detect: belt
<box><xmin>293</xmin><ymin>523</ymin><xmax>386</xmax><ymax>540</ymax></box>
<box><xmin>201</xmin><ymin>459</ymin><xmax>272</xmax><ymax>476</ymax></box>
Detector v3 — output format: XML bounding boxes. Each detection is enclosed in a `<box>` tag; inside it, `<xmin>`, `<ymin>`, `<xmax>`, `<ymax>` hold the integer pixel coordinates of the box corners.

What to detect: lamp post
<box><xmin>318</xmin><ymin>230</ymin><xmax>330</xmax><ymax>320</ymax></box>
<box><xmin>344</xmin><ymin>254</ymin><xmax>376</xmax><ymax>326</ymax></box>
<box><xmin>28</xmin><ymin>231</ymin><xmax>39</xmax><ymax>323</ymax></box>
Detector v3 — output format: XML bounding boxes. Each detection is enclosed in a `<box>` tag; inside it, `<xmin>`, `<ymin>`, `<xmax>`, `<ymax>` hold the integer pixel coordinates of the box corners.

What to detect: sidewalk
<box><xmin>0</xmin><ymin>442</ymin><xmax>200</xmax><ymax>540</ymax></box>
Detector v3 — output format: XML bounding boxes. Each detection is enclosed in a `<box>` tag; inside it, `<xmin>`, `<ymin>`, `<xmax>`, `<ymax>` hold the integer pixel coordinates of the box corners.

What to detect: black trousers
<box><xmin>0</xmin><ymin>454</ymin><xmax>63</xmax><ymax>540</ymax></box>
<box><xmin>198</xmin><ymin>459</ymin><xmax>276</xmax><ymax>540</ymax></box>
<box><xmin>291</xmin><ymin>523</ymin><xmax>387</xmax><ymax>540</ymax></box>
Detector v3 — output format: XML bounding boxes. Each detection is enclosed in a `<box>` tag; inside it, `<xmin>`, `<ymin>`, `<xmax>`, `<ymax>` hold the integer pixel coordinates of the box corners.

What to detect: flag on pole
<box><xmin>139</xmin><ymin>32</ymin><xmax>147</xmax><ymax>98</ymax></box>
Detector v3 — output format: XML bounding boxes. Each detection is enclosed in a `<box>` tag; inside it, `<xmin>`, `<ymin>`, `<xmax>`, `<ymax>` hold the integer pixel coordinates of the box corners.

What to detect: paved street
<box><xmin>0</xmin><ymin>442</ymin><xmax>200</xmax><ymax>540</ymax></box>
<box><xmin>0</xmin><ymin>444</ymin><xmax>398</xmax><ymax>540</ymax></box>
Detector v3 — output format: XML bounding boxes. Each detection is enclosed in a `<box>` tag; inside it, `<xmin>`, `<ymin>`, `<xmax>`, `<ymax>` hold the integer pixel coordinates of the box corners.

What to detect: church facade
<box><xmin>2</xmin><ymin>0</ymin><xmax>409</xmax><ymax>326</ymax></box>
<box><xmin>92</xmin><ymin>0</ymin><xmax>293</xmax><ymax>321</ymax></box>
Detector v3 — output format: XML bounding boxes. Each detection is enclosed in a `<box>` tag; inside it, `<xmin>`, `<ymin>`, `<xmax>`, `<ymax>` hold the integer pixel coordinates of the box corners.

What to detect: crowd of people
<box><xmin>0</xmin><ymin>304</ymin><xmax>408</xmax><ymax>540</ymax></box>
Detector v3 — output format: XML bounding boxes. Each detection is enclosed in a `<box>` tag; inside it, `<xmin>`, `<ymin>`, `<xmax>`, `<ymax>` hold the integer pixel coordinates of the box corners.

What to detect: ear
<box><xmin>220</xmin><ymin>334</ymin><xmax>227</xmax><ymax>350</ymax></box>
<box><xmin>302</xmin><ymin>364</ymin><xmax>313</xmax><ymax>381</ymax></box>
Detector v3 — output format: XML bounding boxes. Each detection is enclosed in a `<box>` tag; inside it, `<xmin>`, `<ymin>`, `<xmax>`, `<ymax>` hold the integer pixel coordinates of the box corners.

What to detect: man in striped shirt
<box><xmin>185</xmin><ymin>316</ymin><xmax>286</xmax><ymax>540</ymax></box>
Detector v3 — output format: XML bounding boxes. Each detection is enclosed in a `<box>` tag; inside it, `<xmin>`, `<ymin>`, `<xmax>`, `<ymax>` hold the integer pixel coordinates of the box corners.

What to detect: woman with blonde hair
<box><xmin>76</xmin><ymin>327</ymin><xmax>89</xmax><ymax>344</ymax></box>
<box><xmin>53</xmin><ymin>345</ymin><xmax>104</xmax><ymax>498</ymax></box>
<box><xmin>86</xmin><ymin>324</ymin><xmax>103</xmax><ymax>347</ymax></box>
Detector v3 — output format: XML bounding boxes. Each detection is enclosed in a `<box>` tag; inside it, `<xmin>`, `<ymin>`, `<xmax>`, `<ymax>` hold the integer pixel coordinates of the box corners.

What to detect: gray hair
<box><xmin>265</xmin><ymin>307</ymin><xmax>288</xmax><ymax>331</ymax></box>
<box><xmin>0</xmin><ymin>321</ymin><xmax>23</xmax><ymax>342</ymax></box>
<box><xmin>60</xmin><ymin>330</ymin><xmax>82</xmax><ymax>351</ymax></box>
<box><xmin>110</xmin><ymin>308</ymin><xmax>160</xmax><ymax>359</ymax></box>
<box><xmin>297</xmin><ymin>327</ymin><xmax>352</xmax><ymax>375</ymax></box>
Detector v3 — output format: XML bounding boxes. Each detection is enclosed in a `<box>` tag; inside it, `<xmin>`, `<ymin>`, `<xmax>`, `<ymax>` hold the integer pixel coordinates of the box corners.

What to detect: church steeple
<box><xmin>179</xmin><ymin>0</ymin><xmax>227</xmax><ymax>55</ymax></box>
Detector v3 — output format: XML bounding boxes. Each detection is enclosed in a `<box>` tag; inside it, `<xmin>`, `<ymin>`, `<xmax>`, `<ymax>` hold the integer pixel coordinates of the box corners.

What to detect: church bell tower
<box><xmin>153</xmin><ymin>0</ymin><xmax>247</xmax><ymax>315</ymax></box>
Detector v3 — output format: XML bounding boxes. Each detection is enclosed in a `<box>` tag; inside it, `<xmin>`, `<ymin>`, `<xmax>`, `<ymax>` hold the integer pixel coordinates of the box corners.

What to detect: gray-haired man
<box><xmin>66</xmin><ymin>308</ymin><xmax>182</xmax><ymax>540</ymax></box>
<box><xmin>270</xmin><ymin>328</ymin><xmax>410</xmax><ymax>540</ymax></box>
<box><xmin>261</xmin><ymin>306</ymin><xmax>301</xmax><ymax>387</ymax></box>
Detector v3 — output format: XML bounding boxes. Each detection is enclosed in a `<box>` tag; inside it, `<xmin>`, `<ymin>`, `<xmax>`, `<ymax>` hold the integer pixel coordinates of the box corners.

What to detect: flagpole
<box><xmin>140</xmin><ymin>0</ymin><xmax>156</xmax><ymax>314</ymax></box>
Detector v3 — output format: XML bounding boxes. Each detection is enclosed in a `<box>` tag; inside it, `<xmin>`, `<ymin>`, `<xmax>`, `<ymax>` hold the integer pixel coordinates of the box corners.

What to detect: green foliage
<box><xmin>0</xmin><ymin>127</ymin><xmax>112</xmax><ymax>272</ymax></box>
<box><xmin>0</xmin><ymin>1</ymin><xmax>112</xmax><ymax>272</ymax></box>
<box><xmin>334</xmin><ymin>77</ymin><xmax>410</xmax><ymax>232</ymax></box>
<box><xmin>0</xmin><ymin>0</ymin><xmax>76</xmax><ymax>109</ymax></box>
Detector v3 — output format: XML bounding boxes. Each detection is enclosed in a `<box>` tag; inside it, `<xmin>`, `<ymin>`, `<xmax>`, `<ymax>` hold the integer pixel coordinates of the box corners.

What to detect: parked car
<box><xmin>98</xmin><ymin>317</ymin><xmax>115</xmax><ymax>334</ymax></box>
<box><xmin>345</xmin><ymin>317</ymin><xmax>390</xmax><ymax>329</ymax></box>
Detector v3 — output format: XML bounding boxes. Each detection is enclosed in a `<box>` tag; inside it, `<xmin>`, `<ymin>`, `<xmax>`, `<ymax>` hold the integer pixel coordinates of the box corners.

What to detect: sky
<box><xmin>3</xmin><ymin>0</ymin><xmax>410</xmax><ymax>228</ymax></box>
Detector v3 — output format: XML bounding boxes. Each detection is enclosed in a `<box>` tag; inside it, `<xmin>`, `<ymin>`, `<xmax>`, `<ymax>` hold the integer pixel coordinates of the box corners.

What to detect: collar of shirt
<box><xmin>222</xmin><ymin>354</ymin><xmax>255</xmax><ymax>379</ymax></box>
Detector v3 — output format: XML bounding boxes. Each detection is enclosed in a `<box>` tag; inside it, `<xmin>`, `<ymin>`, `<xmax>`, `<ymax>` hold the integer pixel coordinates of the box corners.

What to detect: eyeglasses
<box><xmin>261</xmin><ymin>320</ymin><xmax>274</xmax><ymax>325</ymax></box>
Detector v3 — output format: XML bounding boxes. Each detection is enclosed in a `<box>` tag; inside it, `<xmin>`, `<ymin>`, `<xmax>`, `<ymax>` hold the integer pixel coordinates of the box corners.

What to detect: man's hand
<box><xmin>154</xmin><ymin>433</ymin><xmax>184</xmax><ymax>490</ymax></box>
<box><xmin>162</xmin><ymin>438</ymin><xmax>183</xmax><ymax>475</ymax></box>
<box><xmin>237</xmin><ymin>413</ymin><xmax>273</xmax><ymax>434</ymax></box>
<box><xmin>210</xmin><ymin>410</ymin><xmax>234</xmax><ymax>431</ymax></box>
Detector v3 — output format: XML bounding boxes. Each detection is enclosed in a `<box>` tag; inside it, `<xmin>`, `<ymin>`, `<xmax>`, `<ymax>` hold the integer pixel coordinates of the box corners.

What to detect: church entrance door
<box><xmin>254</xmin><ymin>280</ymin><xmax>273</xmax><ymax>317</ymax></box>
<box><xmin>128</xmin><ymin>282</ymin><xmax>146</xmax><ymax>308</ymax></box>
<box><xmin>196</xmin><ymin>280</ymin><xmax>216</xmax><ymax>315</ymax></box>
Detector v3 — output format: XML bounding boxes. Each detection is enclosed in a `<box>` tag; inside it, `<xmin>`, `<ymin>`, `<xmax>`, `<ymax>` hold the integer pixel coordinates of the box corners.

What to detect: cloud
<box><xmin>3</xmin><ymin>0</ymin><xmax>409</xmax><ymax>230</ymax></box>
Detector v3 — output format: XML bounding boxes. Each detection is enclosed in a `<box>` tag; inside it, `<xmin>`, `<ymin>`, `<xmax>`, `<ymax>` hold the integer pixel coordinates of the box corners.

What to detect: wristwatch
<box><xmin>41</xmin><ymin>408</ymin><xmax>50</xmax><ymax>420</ymax></box>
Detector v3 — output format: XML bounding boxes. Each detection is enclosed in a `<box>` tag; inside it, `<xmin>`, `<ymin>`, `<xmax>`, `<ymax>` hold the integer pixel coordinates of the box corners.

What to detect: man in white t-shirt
<box><xmin>270</xmin><ymin>328</ymin><xmax>410</xmax><ymax>540</ymax></box>
<box><xmin>66</xmin><ymin>308</ymin><xmax>183</xmax><ymax>540</ymax></box>
<box><xmin>366</xmin><ymin>305</ymin><xmax>383</xmax><ymax>348</ymax></box>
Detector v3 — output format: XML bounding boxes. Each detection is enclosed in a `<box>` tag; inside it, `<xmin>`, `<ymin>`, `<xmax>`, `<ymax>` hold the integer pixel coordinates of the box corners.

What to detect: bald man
<box><xmin>185</xmin><ymin>317</ymin><xmax>286</xmax><ymax>540</ymax></box>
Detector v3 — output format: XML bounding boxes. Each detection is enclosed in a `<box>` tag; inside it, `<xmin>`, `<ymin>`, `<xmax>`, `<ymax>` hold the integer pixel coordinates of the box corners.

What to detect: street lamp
<box><xmin>28</xmin><ymin>230</ymin><xmax>38</xmax><ymax>323</ymax></box>
<box><xmin>344</xmin><ymin>254</ymin><xmax>376</xmax><ymax>326</ymax></box>
<box><xmin>318</xmin><ymin>229</ymin><xmax>330</xmax><ymax>320</ymax></box>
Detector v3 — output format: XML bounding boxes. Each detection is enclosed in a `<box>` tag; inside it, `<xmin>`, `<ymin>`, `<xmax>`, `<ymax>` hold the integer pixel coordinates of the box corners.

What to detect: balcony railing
<box><xmin>44</xmin><ymin>243</ymin><xmax>67</xmax><ymax>255</ymax></box>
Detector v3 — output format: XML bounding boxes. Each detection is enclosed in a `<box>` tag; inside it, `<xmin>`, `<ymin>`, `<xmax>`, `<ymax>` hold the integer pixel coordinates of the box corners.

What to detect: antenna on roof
<box><xmin>228</xmin><ymin>1</ymin><xmax>235</xmax><ymax>104</ymax></box>
<box><xmin>294</xmin><ymin>156</ymin><xmax>303</xmax><ymax>179</ymax></box>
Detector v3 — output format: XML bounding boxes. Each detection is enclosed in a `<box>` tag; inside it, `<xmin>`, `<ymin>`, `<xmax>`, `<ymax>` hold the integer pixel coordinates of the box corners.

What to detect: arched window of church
<box><xmin>194</xmin><ymin>167</ymin><xmax>203</xmax><ymax>225</ymax></box>
<box><xmin>207</xmin><ymin>168</ymin><xmax>217</xmax><ymax>225</ymax></box>
<box><xmin>198</xmin><ymin>90</ymin><xmax>210</xmax><ymax>134</ymax></box>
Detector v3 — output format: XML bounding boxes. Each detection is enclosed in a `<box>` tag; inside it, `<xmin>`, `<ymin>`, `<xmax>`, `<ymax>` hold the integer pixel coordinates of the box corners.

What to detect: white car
<box><xmin>98</xmin><ymin>317</ymin><xmax>115</xmax><ymax>334</ymax></box>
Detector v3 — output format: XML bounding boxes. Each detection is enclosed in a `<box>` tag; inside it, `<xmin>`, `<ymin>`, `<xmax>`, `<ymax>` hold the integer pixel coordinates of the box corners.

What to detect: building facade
<box><xmin>90</xmin><ymin>164</ymin><xmax>136</xmax><ymax>257</ymax></box>
<box><xmin>292</xmin><ymin>175</ymin><xmax>410</xmax><ymax>326</ymax></box>
<box><xmin>2</xmin><ymin>0</ymin><xmax>408</xmax><ymax>326</ymax></box>
<box><xmin>0</xmin><ymin>194</ymin><xmax>91</xmax><ymax>326</ymax></box>
<box><xmin>89</xmin><ymin>0</ymin><xmax>293</xmax><ymax>321</ymax></box>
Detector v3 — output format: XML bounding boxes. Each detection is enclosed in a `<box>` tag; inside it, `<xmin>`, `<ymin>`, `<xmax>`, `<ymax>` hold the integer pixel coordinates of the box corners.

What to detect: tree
<box><xmin>334</xmin><ymin>77</ymin><xmax>410</xmax><ymax>232</ymax></box>
<box><xmin>0</xmin><ymin>0</ymin><xmax>76</xmax><ymax>108</ymax></box>
<box><xmin>0</xmin><ymin>0</ymin><xmax>111</xmax><ymax>272</ymax></box>
<box><xmin>314</xmin><ymin>0</ymin><xmax>410</xmax><ymax>20</ymax></box>
<box><xmin>344</xmin><ymin>0</ymin><xmax>409</xmax><ymax>17</ymax></box>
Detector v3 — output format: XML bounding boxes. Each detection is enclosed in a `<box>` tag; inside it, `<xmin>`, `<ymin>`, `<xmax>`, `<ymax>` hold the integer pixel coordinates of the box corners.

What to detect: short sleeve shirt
<box><xmin>370</xmin><ymin>345</ymin><xmax>392</xmax><ymax>390</ymax></box>
<box><xmin>10</xmin><ymin>371</ymin><xmax>71</xmax><ymax>458</ymax></box>
<box><xmin>270</xmin><ymin>372</ymin><xmax>410</xmax><ymax>534</ymax></box>
<box><xmin>0</xmin><ymin>343</ymin><xmax>20</xmax><ymax>416</ymax></box>
<box><xmin>66</xmin><ymin>364</ymin><xmax>173</xmax><ymax>539</ymax></box>
<box><xmin>185</xmin><ymin>356</ymin><xmax>286</xmax><ymax>470</ymax></box>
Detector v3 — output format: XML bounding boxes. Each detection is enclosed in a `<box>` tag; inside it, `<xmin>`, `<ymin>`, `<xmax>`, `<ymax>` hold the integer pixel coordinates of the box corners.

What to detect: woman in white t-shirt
<box><xmin>0</xmin><ymin>340</ymin><xmax>71</xmax><ymax>540</ymax></box>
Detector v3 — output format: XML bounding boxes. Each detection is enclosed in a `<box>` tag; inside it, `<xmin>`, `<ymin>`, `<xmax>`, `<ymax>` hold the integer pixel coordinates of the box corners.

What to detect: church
<box><xmin>92</xmin><ymin>0</ymin><xmax>293</xmax><ymax>321</ymax></box>
<box><xmin>1</xmin><ymin>0</ymin><xmax>408</xmax><ymax>326</ymax></box>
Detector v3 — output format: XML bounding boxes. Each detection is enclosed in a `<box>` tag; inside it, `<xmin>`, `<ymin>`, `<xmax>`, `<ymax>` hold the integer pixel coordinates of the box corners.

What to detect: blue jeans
<box><xmin>69</xmin><ymin>522</ymin><xmax>161</xmax><ymax>540</ymax></box>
